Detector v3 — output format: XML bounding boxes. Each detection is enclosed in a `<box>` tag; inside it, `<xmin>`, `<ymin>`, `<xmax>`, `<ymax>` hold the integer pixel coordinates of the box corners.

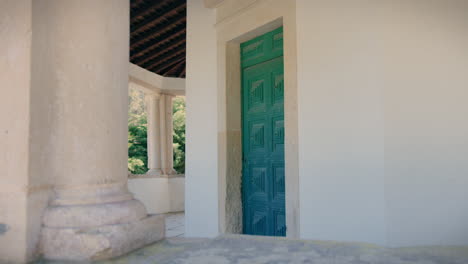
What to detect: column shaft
<box><xmin>146</xmin><ymin>93</ymin><xmax>162</xmax><ymax>175</ymax></box>
<box><xmin>159</xmin><ymin>94</ymin><xmax>176</xmax><ymax>175</ymax></box>
<box><xmin>165</xmin><ymin>94</ymin><xmax>177</xmax><ymax>175</ymax></box>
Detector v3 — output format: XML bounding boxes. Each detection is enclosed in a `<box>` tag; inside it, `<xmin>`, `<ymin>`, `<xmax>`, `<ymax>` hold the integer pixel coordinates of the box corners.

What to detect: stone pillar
<box><xmin>146</xmin><ymin>93</ymin><xmax>163</xmax><ymax>176</ymax></box>
<box><xmin>160</xmin><ymin>94</ymin><xmax>177</xmax><ymax>175</ymax></box>
<box><xmin>39</xmin><ymin>1</ymin><xmax>164</xmax><ymax>261</ymax></box>
<box><xmin>165</xmin><ymin>94</ymin><xmax>178</xmax><ymax>175</ymax></box>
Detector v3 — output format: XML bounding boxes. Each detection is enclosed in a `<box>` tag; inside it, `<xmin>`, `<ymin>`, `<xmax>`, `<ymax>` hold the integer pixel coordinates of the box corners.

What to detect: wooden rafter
<box><xmin>163</xmin><ymin>59</ymin><xmax>185</xmax><ymax>76</ymax></box>
<box><xmin>131</xmin><ymin>0</ymin><xmax>146</xmax><ymax>9</ymax></box>
<box><xmin>130</xmin><ymin>28</ymin><xmax>186</xmax><ymax>60</ymax></box>
<box><xmin>150</xmin><ymin>54</ymin><xmax>185</xmax><ymax>73</ymax></box>
<box><xmin>179</xmin><ymin>65</ymin><xmax>186</xmax><ymax>78</ymax></box>
<box><xmin>130</xmin><ymin>0</ymin><xmax>186</xmax><ymax>78</ymax></box>
<box><xmin>143</xmin><ymin>46</ymin><xmax>185</xmax><ymax>70</ymax></box>
<box><xmin>131</xmin><ymin>0</ymin><xmax>172</xmax><ymax>24</ymax></box>
<box><xmin>130</xmin><ymin>16</ymin><xmax>186</xmax><ymax>50</ymax></box>
<box><xmin>131</xmin><ymin>2</ymin><xmax>186</xmax><ymax>36</ymax></box>
<box><xmin>134</xmin><ymin>38</ymin><xmax>185</xmax><ymax>65</ymax></box>
<box><xmin>154</xmin><ymin>57</ymin><xmax>184</xmax><ymax>74</ymax></box>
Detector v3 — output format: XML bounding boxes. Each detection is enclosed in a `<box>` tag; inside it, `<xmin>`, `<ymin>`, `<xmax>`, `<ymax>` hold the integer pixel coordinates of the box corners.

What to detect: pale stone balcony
<box><xmin>127</xmin><ymin>63</ymin><xmax>185</xmax><ymax>216</ymax></box>
<box><xmin>128</xmin><ymin>173</ymin><xmax>185</xmax><ymax>215</ymax></box>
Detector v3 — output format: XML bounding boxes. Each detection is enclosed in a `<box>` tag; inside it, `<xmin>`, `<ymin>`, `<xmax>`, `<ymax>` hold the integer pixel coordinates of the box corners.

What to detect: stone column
<box><xmin>145</xmin><ymin>93</ymin><xmax>163</xmax><ymax>176</ymax></box>
<box><xmin>39</xmin><ymin>1</ymin><xmax>164</xmax><ymax>261</ymax></box>
<box><xmin>165</xmin><ymin>94</ymin><xmax>178</xmax><ymax>175</ymax></box>
<box><xmin>160</xmin><ymin>94</ymin><xmax>177</xmax><ymax>175</ymax></box>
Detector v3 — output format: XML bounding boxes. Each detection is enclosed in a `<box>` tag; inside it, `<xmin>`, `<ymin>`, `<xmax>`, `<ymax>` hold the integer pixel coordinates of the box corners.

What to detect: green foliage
<box><xmin>128</xmin><ymin>157</ymin><xmax>145</xmax><ymax>173</ymax></box>
<box><xmin>128</xmin><ymin>88</ymin><xmax>148</xmax><ymax>174</ymax></box>
<box><xmin>173</xmin><ymin>97</ymin><xmax>186</xmax><ymax>173</ymax></box>
<box><xmin>127</xmin><ymin>87</ymin><xmax>185</xmax><ymax>174</ymax></box>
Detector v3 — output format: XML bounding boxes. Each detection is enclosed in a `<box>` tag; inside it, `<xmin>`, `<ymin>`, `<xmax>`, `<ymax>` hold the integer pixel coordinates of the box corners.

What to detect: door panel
<box><xmin>242</xmin><ymin>27</ymin><xmax>285</xmax><ymax>237</ymax></box>
<box><xmin>241</xmin><ymin>27</ymin><xmax>284</xmax><ymax>68</ymax></box>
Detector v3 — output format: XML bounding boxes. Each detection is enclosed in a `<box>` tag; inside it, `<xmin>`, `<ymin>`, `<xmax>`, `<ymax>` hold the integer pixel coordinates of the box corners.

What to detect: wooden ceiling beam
<box><xmin>130</xmin><ymin>0</ymin><xmax>187</xmax><ymax>78</ymax></box>
<box><xmin>154</xmin><ymin>57</ymin><xmax>185</xmax><ymax>74</ymax></box>
<box><xmin>178</xmin><ymin>65</ymin><xmax>186</xmax><ymax>78</ymax></box>
<box><xmin>143</xmin><ymin>46</ymin><xmax>185</xmax><ymax>70</ymax></box>
<box><xmin>163</xmin><ymin>59</ymin><xmax>185</xmax><ymax>76</ymax></box>
<box><xmin>131</xmin><ymin>16</ymin><xmax>186</xmax><ymax>50</ymax></box>
<box><xmin>131</xmin><ymin>0</ymin><xmax>172</xmax><ymax>24</ymax></box>
<box><xmin>131</xmin><ymin>2</ymin><xmax>186</xmax><ymax>36</ymax></box>
<box><xmin>130</xmin><ymin>29</ymin><xmax>186</xmax><ymax>61</ymax></box>
<box><xmin>149</xmin><ymin>54</ymin><xmax>185</xmax><ymax>73</ymax></box>
<box><xmin>133</xmin><ymin>38</ymin><xmax>185</xmax><ymax>65</ymax></box>
<box><xmin>131</xmin><ymin>0</ymin><xmax>146</xmax><ymax>9</ymax></box>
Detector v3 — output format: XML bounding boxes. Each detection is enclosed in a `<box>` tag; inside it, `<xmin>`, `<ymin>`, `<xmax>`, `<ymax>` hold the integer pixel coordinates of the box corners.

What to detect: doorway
<box><xmin>241</xmin><ymin>27</ymin><xmax>285</xmax><ymax>236</ymax></box>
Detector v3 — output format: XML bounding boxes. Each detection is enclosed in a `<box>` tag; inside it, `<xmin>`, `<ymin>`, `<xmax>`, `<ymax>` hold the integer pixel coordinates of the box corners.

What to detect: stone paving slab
<box><xmin>36</xmin><ymin>235</ymin><xmax>468</xmax><ymax>264</ymax></box>
<box><xmin>165</xmin><ymin>212</ymin><xmax>185</xmax><ymax>238</ymax></box>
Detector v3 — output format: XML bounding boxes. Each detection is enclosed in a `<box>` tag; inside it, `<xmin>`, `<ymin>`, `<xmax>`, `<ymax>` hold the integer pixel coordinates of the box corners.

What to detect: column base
<box><xmin>163</xmin><ymin>168</ymin><xmax>178</xmax><ymax>176</ymax></box>
<box><xmin>41</xmin><ymin>214</ymin><xmax>165</xmax><ymax>261</ymax></box>
<box><xmin>40</xmin><ymin>184</ymin><xmax>165</xmax><ymax>261</ymax></box>
<box><xmin>147</xmin><ymin>168</ymin><xmax>163</xmax><ymax>176</ymax></box>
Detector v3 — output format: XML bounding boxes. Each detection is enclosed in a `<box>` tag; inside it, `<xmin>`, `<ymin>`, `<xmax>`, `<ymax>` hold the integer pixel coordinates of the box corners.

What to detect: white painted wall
<box><xmin>296</xmin><ymin>0</ymin><xmax>386</xmax><ymax>246</ymax></box>
<box><xmin>185</xmin><ymin>0</ymin><xmax>219</xmax><ymax>237</ymax></box>
<box><xmin>186</xmin><ymin>0</ymin><xmax>468</xmax><ymax>246</ymax></box>
<box><xmin>1</xmin><ymin>1</ymin><xmax>53</xmax><ymax>261</ymax></box>
<box><xmin>169</xmin><ymin>177</ymin><xmax>185</xmax><ymax>212</ymax></box>
<box><xmin>128</xmin><ymin>177</ymin><xmax>185</xmax><ymax>214</ymax></box>
<box><xmin>381</xmin><ymin>1</ymin><xmax>468</xmax><ymax>247</ymax></box>
<box><xmin>0</xmin><ymin>1</ymin><xmax>33</xmax><ymax>262</ymax></box>
<box><xmin>129</xmin><ymin>63</ymin><xmax>186</xmax><ymax>95</ymax></box>
<box><xmin>297</xmin><ymin>0</ymin><xmax>468</xmax><ymax>247</ymax></box>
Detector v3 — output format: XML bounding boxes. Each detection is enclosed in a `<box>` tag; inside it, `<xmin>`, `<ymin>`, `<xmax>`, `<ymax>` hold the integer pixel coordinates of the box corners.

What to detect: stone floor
<box><xmin>96</xmin><ymin>235</ymin><xmax>468</xmax><ymax>264</ymax></box>
<box><xmin>165</xmin><ymin>212</ymin><xmax>185</xmax><ymax>238</ymax></box>
<box><xmin>36</xmin><ymin>214</ymin><xmax>468</xmax><ymax>264</ymax></box>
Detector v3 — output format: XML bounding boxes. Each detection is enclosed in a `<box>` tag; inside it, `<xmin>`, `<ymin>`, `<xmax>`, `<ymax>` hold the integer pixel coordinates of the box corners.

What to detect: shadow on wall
<box><xmin>0</xmin><ymin>224</ymin><xmax>8</xmax><ymax>235</ymax></box>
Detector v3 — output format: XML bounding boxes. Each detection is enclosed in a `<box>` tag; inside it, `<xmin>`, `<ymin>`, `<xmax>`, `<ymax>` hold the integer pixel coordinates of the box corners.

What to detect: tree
<box><xmin>173</xmin><ymin>97</ymin><xmax>185</xmax><ymax>173</ymax></box>
<box><xmin>128</xmin><ymin>88</ymin><xmax>148</xmax><ymax>174</ymax></box>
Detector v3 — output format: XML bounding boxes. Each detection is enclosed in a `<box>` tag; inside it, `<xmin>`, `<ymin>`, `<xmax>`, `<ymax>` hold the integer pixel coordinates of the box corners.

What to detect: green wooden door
<box><xmin>241</xmin><ymin>27</ymin><xmax>285</xmax><ymax>237</ymax></box>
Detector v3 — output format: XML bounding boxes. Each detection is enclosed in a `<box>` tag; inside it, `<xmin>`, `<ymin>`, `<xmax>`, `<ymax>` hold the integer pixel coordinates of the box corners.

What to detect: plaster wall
<box><xmin>0</xmin><ymin>1</ymin><xmax>52</xmax><ymax>262</ymax></box>
<box><xmin>169</xmin><ymin>177</ymin><xmax>185</xmax><ymax>212</ymax></box>
<box><xmin>296</xmin><ymin>0</ymin><xmax>386</xmax><ymax>245</ymax></box>
<box><xmin>381</xmin><ymin>0</ymin><xmax>468</xmax><ymax>247</ymax></box>
<box><xmin>129</xmin><ymin>178</ymin><xmax>170</xmax><ymax>214</ymax></box>
<box><xmin>128</xmin><ymin>176</ymin><xmax>185</xmax><ymax>214</ymax></box>
<box><xmin>185</xmin><ymin>0</ymin><xmax>219</xmax><ymax>237</ymax></box>
<box><xmin>297</xmin><ymin>0</ymin><xmax>468</xmax><ymax>246</ymax></box>
<box><xmin>0</xmin><ymin>1</ymin><xmax>31</xmax><ymax>261</ymax></box>
<box><xmin>129</xmin><ymin>63</ymin><xmax>186</xmax><ymax>95</ymax></box>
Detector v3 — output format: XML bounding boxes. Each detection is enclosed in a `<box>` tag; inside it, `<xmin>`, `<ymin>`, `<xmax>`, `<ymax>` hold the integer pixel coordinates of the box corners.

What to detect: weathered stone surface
<box><xmin>81</xmin><ymin>235</ymin><xmax>468</xmax><ymax>264</ymax></box>
<box><xmin>51</xmin><ymin>184</ymin><xmax>134</xmax><ymax>207</ymax></box>
<box><xmin>40</xmin><ymin>214</ymin><xmax>165</xmax><ymax>262</ymax></box>
<box><xmin>43</xmin><ymin>199</ymin><xmax>147</xmax><ymax>228</ymax></box>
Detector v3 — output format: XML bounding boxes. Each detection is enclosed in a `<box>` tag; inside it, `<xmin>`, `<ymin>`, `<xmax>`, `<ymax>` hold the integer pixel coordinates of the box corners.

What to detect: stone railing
<box><xmin>128</xmin><ymin>172</ymin><xmax>185</xmax><ymax>215</ymax></box>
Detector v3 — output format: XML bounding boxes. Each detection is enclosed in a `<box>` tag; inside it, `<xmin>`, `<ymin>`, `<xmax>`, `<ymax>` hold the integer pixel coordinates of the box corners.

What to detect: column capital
<box><xmin>160</xmin><ymin>92</ymin><xmax>177</xmax><ymax>98</ymax></box>
<box><xmin>144</xmin><ymin>92</ymin><xmax>161</xmax><ymax>100</ymax></box>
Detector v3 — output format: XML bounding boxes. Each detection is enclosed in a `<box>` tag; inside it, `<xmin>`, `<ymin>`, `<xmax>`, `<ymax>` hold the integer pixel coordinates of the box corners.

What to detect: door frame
<box><xmin>216</xmin><ymin>8</ymin><xmax>299</xmax><ymax>239</ymax></box>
